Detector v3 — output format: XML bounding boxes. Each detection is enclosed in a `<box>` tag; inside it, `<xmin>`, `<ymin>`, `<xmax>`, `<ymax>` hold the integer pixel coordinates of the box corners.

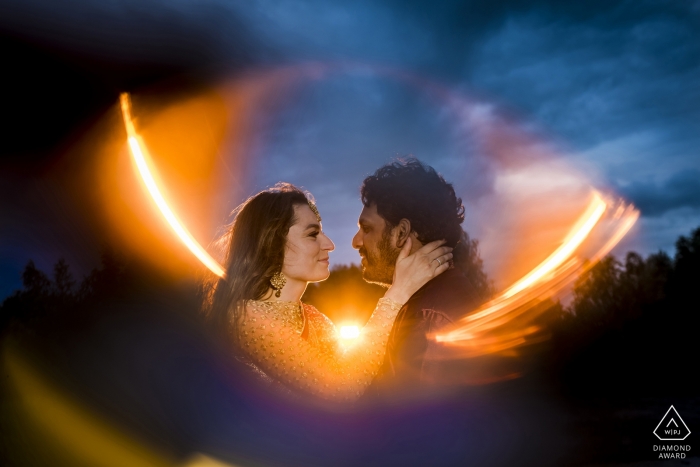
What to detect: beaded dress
<box><xmin>238</xmin><ymin>297</ymin><xmax>402</xmax><ymax>402</ymax></box>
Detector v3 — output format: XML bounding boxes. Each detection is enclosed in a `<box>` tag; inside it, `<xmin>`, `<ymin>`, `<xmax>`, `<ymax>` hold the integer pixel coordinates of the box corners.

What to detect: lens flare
<box><xmin>2</xmin><ymin>343</ymin><xmax>242</xmax><ymax>466</ymax></box>
<box><xmin>339</xmin><ymin>325</ymin><xmax>360</xmax><ymax>339</ymax></box>
<box><xmin>119</xmin><ymin>93</ymin><xmax>226</xmax><ymax>278</ymax></box>
<box><xmin>500</xmin><ymin>192</ymin><xmax>606</xmax><ymax>300</ymax></box>
<box><xmin>433</xmin><ymin>193</ymin><xmax>639</xmax><ymax>359</ymax></box>
<box><xmin>2</xmin><ymin>344</ymin><xmax>173</xmax><ymax>466</ymax></box>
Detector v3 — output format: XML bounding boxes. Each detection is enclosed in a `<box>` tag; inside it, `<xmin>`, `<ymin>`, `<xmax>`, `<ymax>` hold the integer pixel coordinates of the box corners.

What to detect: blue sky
<box><xmin>1</xmin><ymin>0</ymin><xmax>699</xmax><ymax>295</ymax></box>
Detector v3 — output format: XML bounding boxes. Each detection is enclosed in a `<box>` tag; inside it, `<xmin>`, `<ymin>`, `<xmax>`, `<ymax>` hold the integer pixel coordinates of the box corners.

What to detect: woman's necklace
<box><xmin>250</xmin><ymin>299</ymin><xmax>307</xmax><ymax>335</ymax></box>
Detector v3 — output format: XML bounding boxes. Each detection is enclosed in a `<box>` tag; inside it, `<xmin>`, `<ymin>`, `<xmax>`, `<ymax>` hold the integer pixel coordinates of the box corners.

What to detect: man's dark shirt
<box><xmin>366</xmin><ymin>268</ymin><xmax>482</xmax><ymax>398</ymax></box>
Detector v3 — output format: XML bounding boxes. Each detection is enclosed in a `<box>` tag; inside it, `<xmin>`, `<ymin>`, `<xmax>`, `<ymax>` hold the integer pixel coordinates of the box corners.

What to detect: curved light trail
<box><xmin>434</xmin><ymin>193</ymin><xmax>638</xmax><ymax>354</ymax></box>
<box><xmin>119</xmin><ymin>93</ymin><xmax>226</xmax><ymax>278</ymax></box>
<box><xmin>500</xmin><ymin>192</ymin><xmax>606</xmax><ymax>300</ymax></box>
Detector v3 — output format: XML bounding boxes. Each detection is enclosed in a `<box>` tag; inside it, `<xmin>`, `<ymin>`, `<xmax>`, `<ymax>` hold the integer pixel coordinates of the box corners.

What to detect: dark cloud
<box><xmin>0</xmin><ymin>0</ymin><xmax>265</xmax><ymax>161</ymax></box>
<box><xmin>620</xmin><ymin>170</ymin><xmax>700</xmax><ymax>217</ymax></box>
<box><xmin>0</xmin><ymin>0</ymin><xmax>260</xmax><ymax>65</ymax></box>
<box><xmin>467</xmin><ymin>2</ymin><xmax>700</xmax><ymax>149</ymax></box>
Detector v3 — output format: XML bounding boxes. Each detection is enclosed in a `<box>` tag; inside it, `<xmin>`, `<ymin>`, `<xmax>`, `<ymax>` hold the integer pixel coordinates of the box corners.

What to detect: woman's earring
<box><xmin>270</xmin><ymin>271</ymin><xmax>286</xmax><ymax>298</ymax></box>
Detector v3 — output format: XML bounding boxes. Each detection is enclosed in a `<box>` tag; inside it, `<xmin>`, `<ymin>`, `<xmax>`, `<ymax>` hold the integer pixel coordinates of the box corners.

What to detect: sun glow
<box><xmin>119</xmin><ymin>93</ymin><xmax>226</xmax><ymax>278</ymax></box>
<box><xmin>339</xmin><ymin>325</ymin><xmax>360</xmax><ymax>340</ymax></box>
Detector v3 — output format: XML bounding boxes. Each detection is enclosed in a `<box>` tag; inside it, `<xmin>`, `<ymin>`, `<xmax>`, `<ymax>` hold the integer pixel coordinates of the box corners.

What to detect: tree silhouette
<box><xmin>52</xmin><ymin>259</ymin><xmax>76</xmax><ymax>297</ymax></box>
<box><xmin>570</xmin><ymin>256</ymin><xmax>622</xmax><ymax>330</ymax></box>
<box><xmin>453</xmin><ymin>230</ymin><xmax>493</xmax><ymax>299</ymax></box>
<box><xmin>0</xmin><ymin>250</ymin><xmax>129</xmax><ymax>336</ymax></box>
<box><xmin>668</xmin><ymin>227</ymin><xmax>700</xmax><ymax>307</ymax></box>
<box><xmin>1</xmin><ymin>260</ymin><xmax>55</xmax><ymax>330</ymax></box>
<box><xmin>548</xmin><ymin>226</ymin><xmax>699</xmax><ymax>397</ymax></box>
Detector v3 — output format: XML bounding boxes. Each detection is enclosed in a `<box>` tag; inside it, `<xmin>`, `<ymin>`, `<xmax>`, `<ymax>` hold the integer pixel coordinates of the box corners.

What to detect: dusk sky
<box><xmin>1</xmin><ymin>0</ymin><xmax>699</xmax><ymax>297</ymax></box>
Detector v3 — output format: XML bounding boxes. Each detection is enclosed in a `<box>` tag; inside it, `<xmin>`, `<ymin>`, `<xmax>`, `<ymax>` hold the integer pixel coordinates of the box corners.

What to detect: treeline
<box><xmin>546</xmin><ymin>226</ymin><xmax>700</xmax><ymax>397</ymax></box>
<box><xmin>1</xmin><ymin>252</ymin><xmax>122</xmax><ymax>333</ymax></box>
<box><xmin>2</xmin><ymin>227</ymin><xmax>698</xmax><ymax>399</ymax></box>
<box><xmin>0</xmin><ymin>250</ymin><xmax>191</xmax><ymax>340</ymax></box>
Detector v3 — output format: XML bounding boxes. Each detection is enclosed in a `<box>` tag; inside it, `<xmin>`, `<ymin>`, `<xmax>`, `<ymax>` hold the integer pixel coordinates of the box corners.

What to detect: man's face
<box><xmin>352</xmin><ymin>203</ymin><xmax>399</xmax><ymax>286</ymax></box>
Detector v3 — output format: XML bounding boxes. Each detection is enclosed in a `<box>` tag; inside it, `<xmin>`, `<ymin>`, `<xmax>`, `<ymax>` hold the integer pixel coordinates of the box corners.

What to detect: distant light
<box><xmin>339</xmin><ymin>325</ymin><xmax>360</xmax><ymax>339</ymax></box>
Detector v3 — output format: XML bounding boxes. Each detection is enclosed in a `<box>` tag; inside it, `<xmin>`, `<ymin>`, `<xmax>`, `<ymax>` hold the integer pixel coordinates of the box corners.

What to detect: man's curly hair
<box><xmin>360</xmin><ymin>158</ymin><xmax>465</xmax><ymax>247</ymax></box>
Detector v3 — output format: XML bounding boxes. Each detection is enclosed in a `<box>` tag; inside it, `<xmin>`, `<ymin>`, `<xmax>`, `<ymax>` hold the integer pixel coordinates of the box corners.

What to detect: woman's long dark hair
<box><xmin>202</xmin><ymin>183</ymin><xmax>310</xmax><ymax>344</ymax></box>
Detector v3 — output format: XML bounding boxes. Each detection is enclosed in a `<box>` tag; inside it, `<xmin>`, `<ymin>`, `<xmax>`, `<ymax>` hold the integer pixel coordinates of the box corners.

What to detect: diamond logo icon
<box><xmin>654</xmin><ymin>406</ymin><xmax>691</xmax><ymax>441</ymax></box>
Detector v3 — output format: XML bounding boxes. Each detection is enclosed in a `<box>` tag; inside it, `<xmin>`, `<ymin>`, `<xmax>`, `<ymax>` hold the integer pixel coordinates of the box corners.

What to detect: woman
<box><xmin>205</xmin><ymin>183</ymin><xmax>452</xmax><ymax>402</ymax></box>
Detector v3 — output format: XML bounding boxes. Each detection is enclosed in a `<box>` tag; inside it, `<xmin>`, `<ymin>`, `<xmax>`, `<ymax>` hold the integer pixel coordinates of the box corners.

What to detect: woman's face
<box><xmin>282</xmin><ymin>204</ymin><xmax>335</xmax><ymax>283</ymax></box>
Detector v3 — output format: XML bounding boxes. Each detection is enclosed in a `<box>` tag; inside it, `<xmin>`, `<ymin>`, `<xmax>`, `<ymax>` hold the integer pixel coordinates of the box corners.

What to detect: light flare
<box><xmin>119</xmin><ymin>93</ymin><xmax>226</xmax><ymax>278</ymax></box>
<box><xmin>2</xmin><ymin>343</ymin><xmax>239</xmax><ymax>467</ymax></box>
<box><xmin>500</xmin><ymin>193</ymin><xmax>606</xmax><ymax>299</ymax></box>
<box><xmin>339</xmin><ymin>325</ymin><xmax>360</xmax><ymax>339</ymax></box>
<box><xmin>434</xmin><ymin>193</ymin><xmax>638</xmax><ymax>359</ymax></box>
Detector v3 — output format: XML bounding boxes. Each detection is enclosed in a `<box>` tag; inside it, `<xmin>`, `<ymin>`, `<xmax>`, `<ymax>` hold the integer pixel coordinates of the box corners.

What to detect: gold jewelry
<box><xmin>307</xmin><ymin>200</ymin><xmax>321</xmax><ymax>222</ymax></box>
<box><xmin>297</xmin><ymin>302</ymin><xmax>306</xmax><ymax>335</ymax></box>
<box><xmin>270</xmin><ymin>270</ymin><xmax>286</xmax><ymax>297</ymax></box>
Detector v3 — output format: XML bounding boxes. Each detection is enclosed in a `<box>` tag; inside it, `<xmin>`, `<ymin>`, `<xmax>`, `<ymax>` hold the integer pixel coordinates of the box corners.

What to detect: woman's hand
<box><xmin>384</xmin><ymin>237</ymin><xmax>453</xmax><ymax>305</ymax></box>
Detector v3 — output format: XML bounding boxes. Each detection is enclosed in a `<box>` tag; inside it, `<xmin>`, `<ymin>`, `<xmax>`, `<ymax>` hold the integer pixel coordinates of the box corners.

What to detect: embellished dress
<box><xmin>238</xmin><ymin>298</ymin><xmax>402</xmax><ymax>402</ymax></box>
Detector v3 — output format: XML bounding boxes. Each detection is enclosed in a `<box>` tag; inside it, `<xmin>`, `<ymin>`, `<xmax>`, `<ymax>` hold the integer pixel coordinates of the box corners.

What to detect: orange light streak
<box><xmin>119</xmin><ymin>93</ymin><xmax>226</xmax><ymax>278</ymax></box>
<box><xmin>500</xmin><ymin>193</ymin><xmax>606</xmax><ymax>299</ymax></box>
<box><xmin>436</xmin><ymin>193</ymin><xmax>637</xmax><ymax>349</ymax></box>
<box><xmin>588</xmin><ymin>204</ymin><xmax>639</xmax><ymax>264</ymax></box>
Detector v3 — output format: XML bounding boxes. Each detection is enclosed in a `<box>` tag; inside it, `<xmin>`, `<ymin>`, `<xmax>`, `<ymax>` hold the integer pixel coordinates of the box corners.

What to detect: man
<box><xmin>352</xmin><ymin>158</ymin><xmax>485</xmax><ymax>397</ymax></box>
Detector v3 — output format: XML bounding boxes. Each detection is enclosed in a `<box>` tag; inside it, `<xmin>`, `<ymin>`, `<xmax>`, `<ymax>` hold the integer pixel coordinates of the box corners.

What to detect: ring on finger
<box><xmin>434</xmin><ymin>258</ymin><xmax>443</xmax><ymax>266</ymax></box>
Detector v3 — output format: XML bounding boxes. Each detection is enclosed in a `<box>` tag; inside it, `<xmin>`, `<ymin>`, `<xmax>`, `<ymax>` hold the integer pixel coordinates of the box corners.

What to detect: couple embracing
<box><xmin>204</xmin><ymin>158</ymin><xmax>482</xmax><ymax>403</ymax></box>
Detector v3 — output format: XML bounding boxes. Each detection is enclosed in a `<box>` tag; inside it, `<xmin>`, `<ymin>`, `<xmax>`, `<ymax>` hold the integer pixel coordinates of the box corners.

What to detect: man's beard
<box><xmin>359</xmin><ymin>230</ymin><xmax>399</xmax><ymax>287</ymax></box>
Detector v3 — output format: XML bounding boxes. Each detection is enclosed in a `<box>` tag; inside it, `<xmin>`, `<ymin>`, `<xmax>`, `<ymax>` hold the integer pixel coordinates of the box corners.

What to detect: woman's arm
<box><xmin>240</xmin><ymin>297</ymin><xmax>402</xmax><ymax>402</ymax></box>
